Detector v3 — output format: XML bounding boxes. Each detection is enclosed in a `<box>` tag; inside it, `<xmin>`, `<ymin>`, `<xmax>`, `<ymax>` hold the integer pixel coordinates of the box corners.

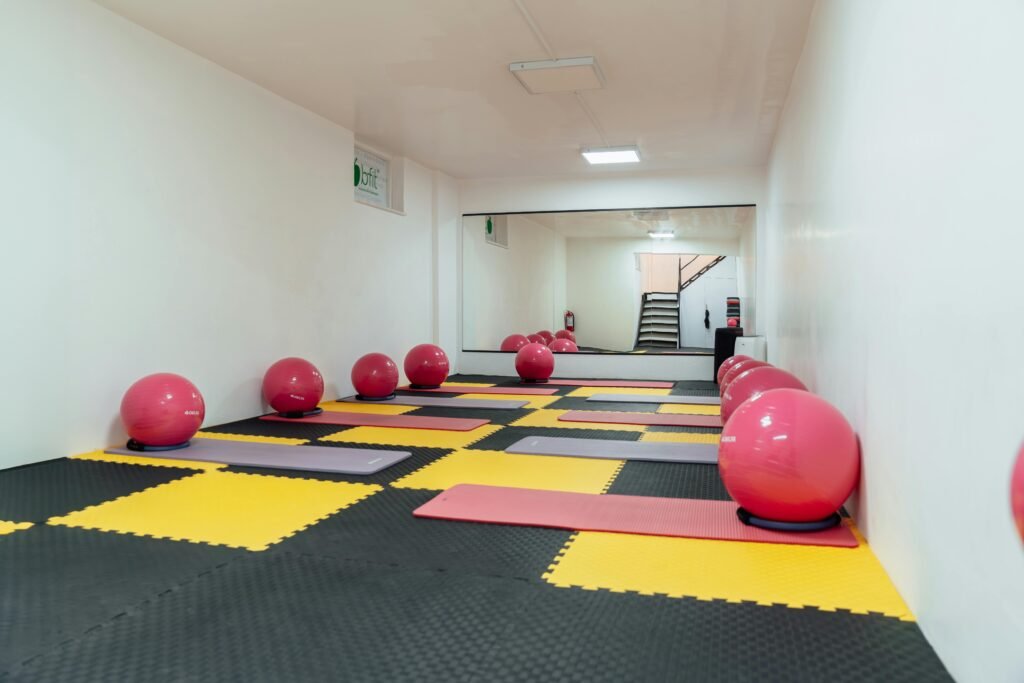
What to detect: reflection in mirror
<box><xmin>462</xmin><ymin>206</ymin><xmax>755</xmax><ymax>354</ymax></box>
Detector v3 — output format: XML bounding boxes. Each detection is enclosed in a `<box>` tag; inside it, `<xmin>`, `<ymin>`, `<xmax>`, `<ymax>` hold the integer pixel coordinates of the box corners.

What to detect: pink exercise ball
<box><xmin>262</xmin><ymin>357</ymin><xmax>324</xmax><ymax>415</ymax></box>
<box><xmin>516</xmin><ymin>342</ymin><xmax>555</xmax><ymax>382</ymax></box>
<box><xmin>721</xmin><ymin>366</ymin><xmax>808</xmax><ymax>424</ymax></box>
<box><xmin>717</xmin><ymin>354</ymin><xmax>752</xmax><ymax>384</ymax></box>
<box><xmin>536</xmin><ymin>330</ymin><xmax>555</xmax><ymax>345</ymax></box>
<box><xmin>721</xmin><ymin>359</ymin><xmax>770</xmax><ymax>395</ymax></box>
<box><xmin>727</xmin><ymin>318</ymin><xmax>739</xmax><ymax>327</ymax></box>
<box><xmin>719</xmin><ymin>388</ymin><xmax>860</xmax><ymax>525</ymax></box>
<box><xmin>501</xmin><ymin>334</ymin><xmax>529</xmax><ymax>352</ymax></box>
<box><xmin>120</xmin><ymin>373</ymin><xmax>205</xmax><ymax>449</ymax></box>
<box><xmin>527</xmin><ymin>334</ymin><xmax>546</xmax><ymax>345</ymax></box>
<box><xmin>351</xmin><ymin>352</ymin><xmax>399</xmax><ymax>400</ymax></box>
<box><xmin>554</xmin><ymin>329</ymin><xmax>576</xmax><ymax>342</ymax></box>
<box><xmin>549</xmin><ymin>338</ymin><xmax>578</xmax><ymax>353</ymax></box>
<box><xmin>404</xmin><ymin>344</ymin><xmax>450</xmax><ymax>389</ymax></box>
<box><xmin>1012</xmin><ymin>442</ymin><xmax>1024</xmax><ymax>543</ymax></box>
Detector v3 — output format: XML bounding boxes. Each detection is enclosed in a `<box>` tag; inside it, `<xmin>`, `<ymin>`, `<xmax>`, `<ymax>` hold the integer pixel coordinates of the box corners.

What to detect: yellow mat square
<box><xmin>511</xmin><ymin>409</ymin><xmax>645</xmax><ymax>433</ymax></box>
<box><xmin>657</xmin><ymin>404</ymin><xmax>720</xmax><ymax>416</ymax></box>
<box><xmin>320</xmin><ymin>424</ymin><xmax>502</xmax><ymax>449</ymax></box>
<box><xmin>392</xmin><ymin>449</ymin><xmax>622</xmax><ymax>494</ymax></box>
<box><xmin>195</xmin><ymin>432</ymin><xmax>309</xmax><ymax>446</ymax></box>
<box><xmin>72</xmin><ymin>449</ymin><xmax>227</xmax><ymax>471</ymax></box>
<box><xmin>458</xmin><ymin>393</ymin><xmax>561</xmax><ymax>410</ymax></box>
<box><xmin>544</xmin><ymin>529</ymin><xmax>913</xmax><ymax>620</ymax></box>
<box><xmin>441</xmin><ymin>381</ymin><xmax>494</xmax><ymax>388</ymax></box>
<box><xmin>318</xmin><ymin>402</ymin><xmax>416</xmax><ymax>415</ymax></box>
<box><xmin>639</xmin><ymin>431</ymin><xmax>720</xmax><ymax>445</ymax></box>
<box><xmin>48</xmin><ymin>471</ymin><xmax>381</xmax><ymax>552</ymax></box>
<box><xmin>0</xmin><ymin>520</ymin><xmax>33</xmax><ymax>535</ymax></box>
<box><xmin>567</xmin><ymin>387</ymin><xmax>671</xmax><ymax>398</ymax></box>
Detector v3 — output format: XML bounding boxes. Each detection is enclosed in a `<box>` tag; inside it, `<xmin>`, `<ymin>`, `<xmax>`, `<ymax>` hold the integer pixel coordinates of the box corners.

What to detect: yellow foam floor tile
<box><xmin>511</xmin><ymin>409</ymin><xmax>645</xmax><ymax>433</ymax></box>
<box><xmin>458</xmin><ymin>393</ymin><xmax>561</xmax><ymax>410</ymax></box>
<box><xmin>544</xmin><ymin>529</ymin><xmax>913</xmax><ymax>620</ymax></box>
<box><xmin>392</xmin><ymin>449</ymin><xmax>622</xmax><ymax>494</ymax></box>
<box><xmin>48</xmin><ymin>471</ymin><xmax>381</xmax><ymax>552</ymax></box>
<box><xmin>0</xmin><ymin>520</ymin><xmax>33</xmax><ymax>535</ymax></box>
<box><xmin>441</xmin><ymin>381</ymin><xmax>494</xmax><ymax>388</ymax></box>
<box><xmin>72</xmin><ymin>449</ymin><xmax>227</xmax><ymax>472</ymax></box>
<box><xmin>639</xmin><ymin>431</ymin><xmax>720</xmax><ymax>445</ymax></box>
<box><xmin>195</xmin><ymin>431</ymin><xmax>309</xmax><ymax>446</ymax></box>
<box><xmin>567</xmin><ymin>387</ymin><xmax>672</xmax><ymax>397</ymax></box>
<box><xmin>318</xmin><ymin>402</ymin><xmax>416</xmax><ymax>415</ymax></box>
<box><xmin>657</xmin><ymin>404</ymin><xmax>721</xmax><ymax>416</ymax></box>
<box><xmin>320</xmin><ymin>424</ymin><xmax>503</xmax><ymax>449</ymax></box>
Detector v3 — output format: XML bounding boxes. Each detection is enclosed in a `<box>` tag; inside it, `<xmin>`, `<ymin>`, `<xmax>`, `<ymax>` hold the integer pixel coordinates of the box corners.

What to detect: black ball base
<box><xmin>276</xmin><ymin>407</ymin><xmax>323</xmax><ymax>419</ymax></box>
<box><xmin>736</xmin><ymin>507</ymin><xmax>842</xmax><ymax>532</ymax></box>
<box><xmin>126</xmin><ymin>438</ymin><xmax>191</xmax><ymax>452</ymax></box>
<box><xmin>520</xmin><ymin>378</ymin><xmax>550</xmax><ymax>384</ymax></box>
<box><xmin>355</xmin><ymin>393</ymin><xmax>397</xmax><ymax>402</ymax></box>
<box><xmin>409</xmin><ymin>383</ymin><xmax>442</xmax><ymax>389</ymax></box>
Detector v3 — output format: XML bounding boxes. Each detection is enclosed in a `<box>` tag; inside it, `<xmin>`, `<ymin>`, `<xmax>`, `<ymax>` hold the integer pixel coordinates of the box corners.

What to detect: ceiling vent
<box><xmin>509</xmin><ymin>57</ymin><xmax>605</xmax><ymax>94</ymax></box>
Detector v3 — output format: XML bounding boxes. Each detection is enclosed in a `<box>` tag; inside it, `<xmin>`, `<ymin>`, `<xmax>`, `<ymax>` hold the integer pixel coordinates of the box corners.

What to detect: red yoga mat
<box><xmin>539</xmin><ymin>379</ymin><xmax>674</xmax><ymax>388</ymax></box>
<box><xmin>398</xmin><ymin>385</ymin><xmax>558</xmax><ymax>396</ymax></box>
<box><xmin>260</xmin><ymin>412</ymin><xmax>488</xmax><ymax>431</ymax></box>
<box><xmin>559</xmin><ymin>410</ymin><xmax>722</xmax><ymax>429</ymax></box>
<box><xmin>414</xmin><ymin>484</ymin><xmax>857</xmax><ymax>548</ymax></box>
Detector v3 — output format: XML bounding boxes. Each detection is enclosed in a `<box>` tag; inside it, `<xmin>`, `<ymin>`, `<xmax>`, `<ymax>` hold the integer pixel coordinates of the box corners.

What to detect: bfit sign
<box><xmin>354</xmin><ymin>147</ymin><xmax>389</xmax><ymax>208</ymax></box>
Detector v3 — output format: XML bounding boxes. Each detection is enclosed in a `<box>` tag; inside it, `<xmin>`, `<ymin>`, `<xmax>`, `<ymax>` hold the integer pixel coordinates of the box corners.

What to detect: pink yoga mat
<box><xmin>539</xmin><ymin>379</ymin><xmax>674</xmax><ymax>388</ymax></box>
<box><xmin>414</xmin><ymin>484</ymin><xmax>857</xmax><ymax>548</ymax></box>
<box><xmin>398</xmin><ymin>385</ymin><xmax>558</xmax><ymax>396</ymax></box>
<box><xmin>559</xmin><ymin>410</ymin><xmax>722</xmax><ymax>428</ymax></box>
<box><xmin>260</xmin><ymin>412</ymin><xmax>488</xmax><ymax>431</ymax></box>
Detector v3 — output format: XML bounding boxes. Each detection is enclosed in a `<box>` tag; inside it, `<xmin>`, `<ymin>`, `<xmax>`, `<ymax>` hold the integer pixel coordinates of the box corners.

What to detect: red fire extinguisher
<box><xmin>564</xmin><ymin>310</ymin><xmax>575</xmax><ymax>332</ymax></box>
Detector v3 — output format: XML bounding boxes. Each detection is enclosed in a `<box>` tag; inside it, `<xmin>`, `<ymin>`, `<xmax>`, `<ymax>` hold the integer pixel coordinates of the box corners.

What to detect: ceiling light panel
<box><xmin>582</xmin><ymin>146</ymin><xmax>641</xmax><ymax>164</ymax></box>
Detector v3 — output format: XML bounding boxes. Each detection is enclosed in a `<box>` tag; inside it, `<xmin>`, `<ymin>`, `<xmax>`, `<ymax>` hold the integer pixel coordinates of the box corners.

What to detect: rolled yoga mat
<box><xmin>587</xmin><ymin>393</ymin><xmax>720</xmax><ymax>406</ymax></box>
<box><xmin>505</xmin><ymin>436</ymin><xmax>718</xmax><ymax>464</ymax></box>
<box><xmin>107</xmin><ymin>438</ymin><xmax>411</xmax><ymax>475</ymax></box>
<box><xmin>341</xmin><ymin>395</ymin><xmax>527</xmax><ymax>410</ymax></box>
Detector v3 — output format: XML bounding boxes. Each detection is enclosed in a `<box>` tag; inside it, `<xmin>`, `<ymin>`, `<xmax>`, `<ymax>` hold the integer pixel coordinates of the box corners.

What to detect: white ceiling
<box><xmin>93</xmin><ymin>0</ymin><xmax>814</xmax><ymax>179</ymax></box>
<box><xmin>524</xmin><ymin>205</ymin><xmax>755</xmax><ymax>239</ymax></box>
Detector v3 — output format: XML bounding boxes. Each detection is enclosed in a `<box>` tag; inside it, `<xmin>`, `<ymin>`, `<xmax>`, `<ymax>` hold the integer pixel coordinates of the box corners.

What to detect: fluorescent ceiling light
<box><xmin>510</xmin><ymin>57</ymin><xmax>605</xmax><ymax>94</ymax></box>
<box><xmin>582</xmin><ymin>146</ymin><xmax>641</xmax><ymax>165</ymax></box>
<box><xmin>648</xmin><ymin>230</ymin><xmax>675</xmax><ymax>239</ymax></box>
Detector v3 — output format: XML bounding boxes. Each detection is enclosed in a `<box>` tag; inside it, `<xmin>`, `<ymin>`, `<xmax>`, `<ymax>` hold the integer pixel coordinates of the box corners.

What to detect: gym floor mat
<box><xmin>0</xmin><ymin>524</ymin><xmax>240</xmax><ymax>675</ymax></box>
<box><xmin>511</xmin><ymin>409</ymin><xmax>646</xmax><ymax>432</ymax></box>
<box><xmin>506</xmin><ymin>435</ymin><xmax>717</xmax><ymax>464</ymax></box>
<box><xmin>541</xmin><ymin>379</ymin><xmax>675</xmax><ymax>388</ymax></box>
<box><xmin>0</xmin><ymin>520</ymin><xmax>33</xmax><ymax>535</ymax></box>
<box><xmin>72</xmin><ymin>449</ymin><xmax>226</xmax><ymax>471</ymax></box>
<box><xmin>640</xmin><ymin>429</ymin><xmax>720</xmax><ymax>442</ymax></box>
<box><xmin>340</xmin><ymin>395</ymin><xmax>528</xmax><ymax>409</ymax></box>
<box><xmin>0</xmin><ymin>459</ymin><xmax>197</xmax><ymax>523</ymax></box>
<box><xmin>48</xmin><ymin>471</ymin><xmax>382</xmax><ymax>552</ymax></box>
<box><xmin>456</xmin><ymin>392</ymin><xmax>562</xmax><ymax>410</ymax></box>
<box><xmin>546</xmin><ymin>395</ymin><xmax>661</xmax><ymax>413</ymax></box>
<box><xmin>402</xmin><ymin>405</ymin><xmax>533</xmax><ymax>426</ymax></box>
<box><xmin>544</xmin><ymin>529</ymin><xmax>908</xmax><ymax>618</ymax></box>
<box><xmin>106</xmin><ymin>438</ymin><xmax>411</xmax><ymax>475</ymax></box>
<box><xmin>587</xmin><ymin>392</ymin><xmax>721</xmax><ymax>405</ymax></box>
<box><xmin>466</xmin><ymin>425</ymin><xmax>642</xmax><ymax>451</ymax></box>
<box><xmin>261</xmin><ymin>411</ymin><xmax>489</xmax><ymax>431</ymax></box>
<box><xmin>415</xmin><ymin>485</ymin><xmax>857</xmax><ymax>548</ymax></box>
<box><xmin>194</xmin><ymin>431</ymin><xmax>310</xmax><ymax>445</ymax></box>
<box><xmin>398</xmin><ymin>384</ymin><xmax>559</xmax><ymax>396</ymax></box>
<box><xmin>561</xmin><ymin>410</ymin><xmax>723</xmax><ymax>429</ymax></box>
<box><xmin>320</xmin><ymin>424</ymin><xmax>502</xmax><ymax>450</ymax></box>
<box><xmin>567</xmin><ymin>386</ymin><xmax>672</xmax><ymax>397</ymax></box>
<box><xmin>656</xmin><ymin>403</ymin><xmax>721</xmax><ymax>416</ymax></box>
<box><xmin>201</xmin><ymin>416</ymin><xmax>351</xmax><ymax>441</ymax></box>
<box><xmin>392</xmin><ymin>450</ymin><xmax>622</xmax><ymax>494</ymax></box>
<box><xmin>319</xmin><ymin>401</ymin><xmax>417</xmax><ymax>415</ymax></box>
<box><xmin>274</xmin><ymin>488</ymin><xmax>573</xmax><ymax>580</ymax></box>
<box><xmin>608</xmin><ymin>461</ymin><xmax>732</xmax><ymax>500</ymax></box>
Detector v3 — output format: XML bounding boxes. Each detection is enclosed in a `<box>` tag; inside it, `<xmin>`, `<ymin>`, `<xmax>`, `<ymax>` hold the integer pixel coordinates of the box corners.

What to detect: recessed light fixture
<box><xmin>648</xmin><ymin>230</ymin><xmax>675</xmax><ymax>239</ymax></box>
<box><xmin>582</xmin><ymin>145</ymin><xmax>641</xmax><ymax>165</ymax></box>
<box><xmin>510</xmin><ymin>57</ymin><xmax>605</xmax><ymax>94</ymax></box>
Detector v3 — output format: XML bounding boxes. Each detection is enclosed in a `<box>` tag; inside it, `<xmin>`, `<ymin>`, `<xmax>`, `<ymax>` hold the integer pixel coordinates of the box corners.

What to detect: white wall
<box><xmin>678</xmin><ymin>257</ymin><xmax>737</xmax><ymax>349</ymax></box>
<box><xmin>761</xmin><ymin>2</ymin><xmax>1024</xmax><ymax>681</ymax></box>
<box><xmin>461</xmin><ymin>215</ymin><xmax>566</xmax><ymax>349</ymax></box>
<box><xmin>0</xmin><ymin>0</ymin><xmax>459</xmax><ymax>469</ymax></box>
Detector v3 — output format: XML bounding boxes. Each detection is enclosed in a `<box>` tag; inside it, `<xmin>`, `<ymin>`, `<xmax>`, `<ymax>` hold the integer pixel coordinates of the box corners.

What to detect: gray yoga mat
<box><xmin>505</xmin><ymin>436</ymin><xmax>718</xmax><ymax>464</ymax></box>
<box><xmin>340</xmin><ymin>395</ymin><xmax>528</xmax><ymax>410</ymax></box>
<box><xmin>586</xmin><ymin>393</ymin><xmax>721</xmax><ymax>406</ymax></box>
<box><xmin>106</xmin><ymin>437</ymin><xmax>411</xmax><ymax>475</ymax></box>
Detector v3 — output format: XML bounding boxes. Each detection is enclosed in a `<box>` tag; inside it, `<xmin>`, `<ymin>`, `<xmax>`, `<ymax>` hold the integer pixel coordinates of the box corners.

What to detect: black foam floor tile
<box><xmin>607</xmin><ymin>461</ymin><xmax>732</xmax><ymax>501</ymax></box>
<box><xmin>201</xmin><ymin>416</ymin><xmax>351</xmax><ymax>440</ymax></box>
<box><xmin>466</xmin><ymin>426</ymin><xmax>641</xmax><ymax>451</ymax></box>
<box><xmin>479</xmin><ymin>583</ymin><xmax>953</xmax><ymax>683</ymax></box>
<box><xmin>645</xmin><ymin>424</ymin><xmax>721</xmax><ymax>434</ymax></box>
<box><xmin>0</xmin><ymin>459</ymin><xmax>196</xmax><ymax>523</ymax></box>
<box><xmin>7</xmin><ymin>554</ymin><xmax>534</xmax><ymax>683</ymax></box>
<box><xmin>272</xmin><ymin>488</ymin><xmax>571</xmax><ymax>581</ymax></box>
<box><xmin>0</xmin><ymin>525</ymin><xmax>240</xmax><ymax>675</ymax></box>
<box><xmin>671</xmin><ymin>379</ymin><xmax>719</xmax><ymax>397</ymax></box>
<box><xmin>546</xmin><ymin>396</ymin><xmax>660</xmax><ymax>412</ymax></box>
<box><xmin>403</xmin><ymin>405</ymin><xmax>533</xmax><ymax>425</ymax></box>
<box><xmin>223</xmin><ymin>445</ymin><xmax>452</xmax><ymax>487</ymax></box>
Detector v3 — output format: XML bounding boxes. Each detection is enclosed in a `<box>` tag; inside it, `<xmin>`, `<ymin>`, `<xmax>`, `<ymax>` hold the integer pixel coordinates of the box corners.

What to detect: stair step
<box><xmin>640</xmin><ymin>324</ymin><xmax>677</xmax><ymax>333</ymax></box>
<box><xmin>647</xmin><ymin>293</ymin><xmax>678</xmax><ymax>301</ymax></box>
<box><xmin>644</xmin><ymin>303</ymin><xmax>678</xmax><ymax>310</ymax></box>
<box><xmin>638</xmin><ymin>334</ymin><xmax>678</xmax><ymax>343</ymax></box>
<box><xmin>642</xmin><ymin>313</ymin><xmax>677</xmax><ymax>320</ymax></box>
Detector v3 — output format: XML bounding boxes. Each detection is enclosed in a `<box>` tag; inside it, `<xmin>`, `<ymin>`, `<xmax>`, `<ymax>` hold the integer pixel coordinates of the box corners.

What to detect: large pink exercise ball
<box><xmin>1012</xmin><ymin>442</ymin><xmax>1024</xmax><ymax>543</ymax></box>
<box><xmin>717</xmin><ymin>354</ymin><xmax>752</xmax><ymax>385</ymax></box>
<box><xmin>527</xmin><ymin>334</ymin><xmax>546</xmax><ymax>345</ymax></box>
<box><xmin>501</xmin><ymin>334</ymin><xmax>529</xmax><ymax>352</ymax></box>
<box><xmin>404</xmin><ymin>344</ymin><xmax>450</xmax><ymax>388</ymax></box>
<box><xmin>721</xmin><ymin>359</ymin><xmax>770</xmax><ymax>394</ymax></box>
<box><xmin>516</xmin><ymin>342</ymin><xmax>555</xmax><ymax>382</ymax></box>
<box><xmin>351</xmin><ymin>352</ymin><xmax>399</xmax><ymax>399</ymax></box>
<box><xmin>554</xmin><ymin>329</ymin><xmax>576</xmax><ymax>342</ymax></box>
<box><xmin>536</xmin><ymin>330</ymin><xmax>555</xmax><ymax>345</ymax></box>
<box><xmin>120</xmin><ymin>373</ymin><xmax>205</xmax><ymax>449</ymax></box>
<box><xmin>549</xmin><ymin>338</ymin><xmax>578</xmax><ymax>353</ymax></box>
<box><xmin>721</xmin><ymin>366</ymin><xmax>807</xmax><ymax>424</ymax></box>
<box><xmin>719</xmin><ymin>388</ymin><xmax>860</xmax><ymax>524</ymax></box>
<box><xmin>262</xmin><ymin>357</ymin><xmax>324</xmax><ymax>415</ymax></box>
